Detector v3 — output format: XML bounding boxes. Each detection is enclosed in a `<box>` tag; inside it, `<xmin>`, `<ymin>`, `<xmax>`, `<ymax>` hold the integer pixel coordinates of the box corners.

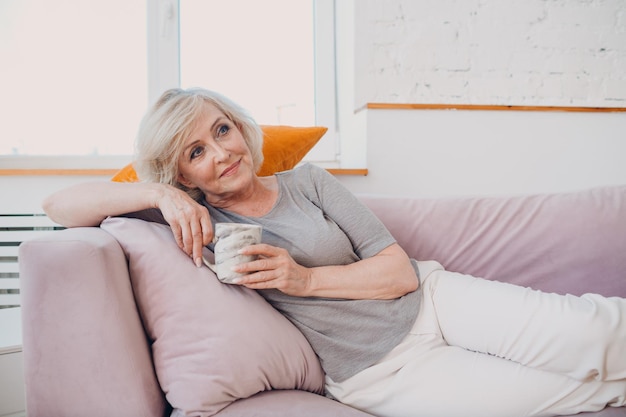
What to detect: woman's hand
<box><xmin>42</xmin><ymin>180</ymin><xmax>212</xmax><ymax>267</ymax></box>
<box><xmin>232</xmin><ymin>243</ymin><xmax>418</xmax><ymax>300</ymax></box>
<box><xmin>154</xmin><ymin>185</ymin><xmax>213</xmax><ymax>267</ymax></box>
<box><xmin>230</xmin><ymin>244</ymin><xmax>313</xmax><ymax>297</ymax></box>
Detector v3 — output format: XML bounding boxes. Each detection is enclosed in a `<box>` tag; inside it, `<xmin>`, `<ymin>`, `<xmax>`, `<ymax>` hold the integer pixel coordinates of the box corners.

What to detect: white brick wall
<box><xmin>355</xmin><ymin>0</ymin><xmax>626</xmax><ymax>107</ymax></box>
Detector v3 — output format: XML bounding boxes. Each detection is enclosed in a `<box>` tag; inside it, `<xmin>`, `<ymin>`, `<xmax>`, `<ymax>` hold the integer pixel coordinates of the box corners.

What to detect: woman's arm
<box><xmin>235</xmin><ymin>242</ymin><xmax>419</xmax><ymax>300</ymax></box>
<box><xmin>43</xmin><ymin>181</ymin><xmax>165</xmax><ymax>227</ymax></box>
<box><xmin>307</xmin><ymin>243</ymin><xmax>419</xmax><ymax>299</ymax></box>
<box><xmin>43</xmin><ymin>181</ymin><xmax>213</xmax><ymax>266</ymax></box>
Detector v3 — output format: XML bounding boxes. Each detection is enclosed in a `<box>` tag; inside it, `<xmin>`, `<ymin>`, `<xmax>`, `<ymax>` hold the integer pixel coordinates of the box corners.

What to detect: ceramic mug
<box><xmin>202</xmin><ymin>222</ymin><xmax>262</xmax><ymax>283</ymax></box>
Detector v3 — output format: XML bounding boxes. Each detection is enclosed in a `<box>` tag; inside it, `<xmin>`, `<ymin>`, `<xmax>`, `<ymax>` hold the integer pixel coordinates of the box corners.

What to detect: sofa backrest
<box><xmin>359</xmin><ymin>186</ymin><xmax>626</xmax><ymax>298</ymax></box>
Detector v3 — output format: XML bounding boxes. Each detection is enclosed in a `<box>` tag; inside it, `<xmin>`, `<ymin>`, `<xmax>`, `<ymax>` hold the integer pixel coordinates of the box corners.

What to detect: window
<box><xmin>0</xmin><ymin>0</ymin><xmax>337</xmax><ymax>165</ymax></box>
<box><xmin>0</xmin><ymin>0</ymin><xmax>147</xmax><ymax>157</ymax></box>
<box><xmin>180</xmin><ymin>0</ymin><xmax>315</xmax><ymax>126</ymax></box>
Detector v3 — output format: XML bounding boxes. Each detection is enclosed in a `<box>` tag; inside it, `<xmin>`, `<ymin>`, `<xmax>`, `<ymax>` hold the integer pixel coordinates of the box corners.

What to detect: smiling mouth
<box><xmin>220</xmin><ymin>160</ymin><xmax>241</xmax><ymax>178</ymax></box>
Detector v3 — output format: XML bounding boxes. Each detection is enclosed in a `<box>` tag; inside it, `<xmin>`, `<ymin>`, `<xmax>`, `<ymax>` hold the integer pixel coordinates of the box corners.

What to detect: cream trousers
<box><xmin>326</xmin><ymin>261</ymin><xmax>626</xmax><ymax>417</ymax></box>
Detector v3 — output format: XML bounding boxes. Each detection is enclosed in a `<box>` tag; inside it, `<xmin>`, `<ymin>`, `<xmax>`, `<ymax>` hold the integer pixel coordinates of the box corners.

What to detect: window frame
<box><xmin>0</xmin><ymin>0</ymin><xmax>338</xmax><ymax>170</ymax></box>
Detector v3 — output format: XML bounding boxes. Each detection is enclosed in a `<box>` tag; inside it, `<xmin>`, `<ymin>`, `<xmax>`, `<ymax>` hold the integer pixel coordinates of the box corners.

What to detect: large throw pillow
<box><xmin>100</xmin><ymin>217</ymin><xmax>324</xmax><ymax>417</ymax></box>
<box><xmin>256</xmin><ymin>125</ymin><xmax>327</xmax><ymax>176</ymax></box>
<box><xmin>111</xmin><ymin>125</ymin><xmax>327</xmax><ymax>182</ymax></box>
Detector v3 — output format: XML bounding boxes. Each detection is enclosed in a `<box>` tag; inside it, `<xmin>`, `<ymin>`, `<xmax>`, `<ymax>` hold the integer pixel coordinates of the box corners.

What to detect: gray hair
<box><xmin>134</xmin><ymin>87</ymin><xmax>264</xmax><ymax>201</ymax></box>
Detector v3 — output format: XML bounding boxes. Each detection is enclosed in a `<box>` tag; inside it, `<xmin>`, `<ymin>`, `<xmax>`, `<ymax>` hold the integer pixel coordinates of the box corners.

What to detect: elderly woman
<box><xmin>43</xmin><ymin>88</ymin><xmax>625</xmax><ymax>417</ymax></box>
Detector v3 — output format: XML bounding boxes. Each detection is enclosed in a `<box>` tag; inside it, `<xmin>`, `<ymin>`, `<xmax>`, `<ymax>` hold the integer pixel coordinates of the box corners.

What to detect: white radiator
<box><xmin>0</xmin><ymin>214</ymin><xmax>62</xmax><ymax>308</ymax></box>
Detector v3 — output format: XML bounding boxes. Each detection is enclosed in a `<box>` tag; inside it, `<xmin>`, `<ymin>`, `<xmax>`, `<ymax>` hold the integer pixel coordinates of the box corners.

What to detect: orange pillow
<box><xmin>111</xmin><ymin>125</ymin><xmax>327</xmax><ymax>182</ymax></box>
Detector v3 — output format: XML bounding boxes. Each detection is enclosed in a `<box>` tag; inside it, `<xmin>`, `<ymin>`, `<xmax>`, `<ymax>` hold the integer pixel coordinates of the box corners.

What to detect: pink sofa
<box><xmin>19</xmin><ymin>186</ymin><xmax>626</xmax><ymax>417</ymax></box>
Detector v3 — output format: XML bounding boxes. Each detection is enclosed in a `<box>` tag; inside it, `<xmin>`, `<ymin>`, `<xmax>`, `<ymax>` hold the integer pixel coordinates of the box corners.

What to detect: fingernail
<box><xmin>231</xmin><ymin>278</ymin><xmax>242</xmax><ymax>284</ymax></box>
<box><xmin>195</xmin><ymin>257</ymin><xmax>202</xmax><ymax>268</ymax></box>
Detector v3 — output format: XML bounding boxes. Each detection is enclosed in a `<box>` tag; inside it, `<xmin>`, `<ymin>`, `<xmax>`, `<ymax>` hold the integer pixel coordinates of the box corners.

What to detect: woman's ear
<box><xmin>177</xmin><ymin>173</ymin><xmax>196</xmax><ymax>189</ymax></box>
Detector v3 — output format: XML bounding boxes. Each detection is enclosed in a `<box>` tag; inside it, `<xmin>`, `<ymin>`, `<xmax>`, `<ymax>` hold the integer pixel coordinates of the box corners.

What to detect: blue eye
<box><xmin>190</xmin><ymin>145</ymin><xmax>204</xmax><ymax>160</ymax></box>
<box><xmin>217</xmin><ymin>124</ymin><xmax>230</xmax><ymax>137</ymax></box>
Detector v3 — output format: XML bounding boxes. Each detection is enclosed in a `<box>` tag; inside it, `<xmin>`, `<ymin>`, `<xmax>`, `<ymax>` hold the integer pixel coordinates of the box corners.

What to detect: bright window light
<box><xmin>0</xmin><ymin>0</ymin><xmax>335</xmax><ymax>162</ymax></box>
<box><xmin>179</xmin><ymin>0</ymin><xmax>315</xmax><ymax>126</ymax></box>
<box><xmin>0</xmin><ymin>0</ymin><xmax>147</xmax><ymax>156</ymax></box>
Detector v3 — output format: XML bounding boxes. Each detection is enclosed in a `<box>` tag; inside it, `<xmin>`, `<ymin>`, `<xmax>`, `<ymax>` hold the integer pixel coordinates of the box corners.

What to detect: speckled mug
<box><xmin>202</xmin><ymin>223</ymin><xmax>262</xmax><ymax>283</ymax></box>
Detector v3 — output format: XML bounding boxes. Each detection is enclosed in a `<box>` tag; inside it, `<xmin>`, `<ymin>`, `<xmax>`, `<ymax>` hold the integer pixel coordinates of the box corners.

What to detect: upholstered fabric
<box><xmin>256</xmin><ymin>125</ymin><xmax>327</xmax><ymax>176</ymax></box>
<box><xmin>19</xmin><ymin>186</ymin><xmax>626</xmax><ymax>417</ymax></box>
<box><xmin>19</xmin><ymin>228</ymin><xmax>167</xmax><ymax>417</ymax></box>
<box><xmin>111</xmin><ymin>125</ymin><xmax>327</xmax><ymax>182</ymax></box>
<box><xmin>100</xmin><ymin>217</ymin><xmax>325</xmax><ymax>416</ymax></box>
<box><xmin>216</xmin><ymin>391</ymin><xmax>374</xmax><ymax>417</ymax></box>
<box><xmin>359</xmin><ymin>186</ymin><xmax>626</xmax><ymax>298</ymax></box>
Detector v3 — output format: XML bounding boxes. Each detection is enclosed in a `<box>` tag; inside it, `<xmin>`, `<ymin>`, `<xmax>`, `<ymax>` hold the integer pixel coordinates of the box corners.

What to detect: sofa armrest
<box><xmin>19</xmin><ymin>227</ymin><xmax>166</xmax><ymax>417</ymax></box>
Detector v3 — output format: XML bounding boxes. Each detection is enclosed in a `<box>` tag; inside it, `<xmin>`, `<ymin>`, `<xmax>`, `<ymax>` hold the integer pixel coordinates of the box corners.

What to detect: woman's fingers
<box><xmin>157</xmin><ymin>186</ymin><xmax>213</xmax><ymax>265</ymax></box>
<box><xmin>230</xmin><ymin>244</ymin><xmax>275</xmax><ymax>277</ymax></box>
<box><xmin>178</xmin><ymin>212</ymin><xmax>212</xmax><ymax>266</ymax></box>
<box><xmin>190</xmin><ymin>217</ymin><xmax>212</xmax><ymax>267</ymax></box>
<box><xmin>233</xmin><ymin>245</ymin><xmax>312</xmax><ymax>295</ymax></box>
<box><xmin>200</xmin><ymin>215</ymin><xmax>214</xmax><ymax>246</ymax></box>
<box><xmin>170</xmin><ymin>221</ymin><xmax>185</xmax><ymax>252</ymax></box>
<box><xmin>238</xmin><ymin>243</ymin><xmax>281</xmax><ymax>258</ymax></box>
<box><xmin>179</xmin><ymin>220</ymin><xmax>195</xmax><ymax>258</ymax></box>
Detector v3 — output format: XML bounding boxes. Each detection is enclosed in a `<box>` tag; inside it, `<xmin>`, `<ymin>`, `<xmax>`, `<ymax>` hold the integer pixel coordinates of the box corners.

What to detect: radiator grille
<box><xmin>0</xmin><ymin>214</ymin><xmax>63</xmax><ymax>308</ymax></box>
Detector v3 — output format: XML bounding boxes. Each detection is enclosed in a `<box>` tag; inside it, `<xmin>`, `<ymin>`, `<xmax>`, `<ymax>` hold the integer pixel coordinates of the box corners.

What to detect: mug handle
<box><xmin>202</xmin><ymin>235</ymin><xmax>220</xmax><ymax>273</ymax></box>
<box><xmin>202</xmin><ymin>256</ymin><xmax>217</xmax><ymax>273</ymax></box>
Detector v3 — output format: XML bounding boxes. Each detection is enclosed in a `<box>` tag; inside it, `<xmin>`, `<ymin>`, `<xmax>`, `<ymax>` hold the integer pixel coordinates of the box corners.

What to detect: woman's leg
<box><xmin>326</xmin><ymin>261</ymin><xmax>626</xmax><ymax>417</ymax></box>
<box><xmin>419</xmin><ymin>261</ymin><xmax>626</xmax><ymax>381</ymax></box>
<box><xmin>327</xmin><ymin>331</ymin><xmax>625</xmax><ymax>417</ymax></box>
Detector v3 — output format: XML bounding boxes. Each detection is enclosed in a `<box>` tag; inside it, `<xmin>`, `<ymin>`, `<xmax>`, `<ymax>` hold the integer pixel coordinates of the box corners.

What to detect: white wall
<box><xmin>0</xmin><ymin>176</ymin><xmax>109</xmax><ymax>214</ymax></box>
<box><xmin>354</xmin><ymin>0</ymin><xmax>626</xmax><ymax>108</ymax></box>
<box><xmin>336</xmin><ymin>0</ymin><xmax>626</xmax><ymax>197</ymax></box>
<box><xmin>338</xmin><ymin>108</ymin><xmax>626</xmax><ymax>198</ymax></box>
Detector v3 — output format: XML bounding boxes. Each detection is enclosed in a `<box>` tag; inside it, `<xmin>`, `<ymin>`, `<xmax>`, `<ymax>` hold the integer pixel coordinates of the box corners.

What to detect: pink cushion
<box><xmin>217</xmin><ymin>391</ymin><xmax>373</xmax><ymax>416</ymax></box>
<box><xmin>101</xmin><ymin>217</ymin><xmax>324</xmax><ymax>416</ymax></box>
<box><xmin>361</xmin><ymin>186</ymin><xmax>626</xmax><ymax>298</ymax></box>
<box><xmin>20</xmin><ymin>228</ymin><xmax>167</xmax><ymax>417</ymax></box>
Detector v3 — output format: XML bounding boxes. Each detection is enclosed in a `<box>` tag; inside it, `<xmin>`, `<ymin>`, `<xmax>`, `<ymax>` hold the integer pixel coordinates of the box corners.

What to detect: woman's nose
<box><xmin>212</xmin><ymin>142</ymin><xmax>230</xmax><ymax>161</ymax></box>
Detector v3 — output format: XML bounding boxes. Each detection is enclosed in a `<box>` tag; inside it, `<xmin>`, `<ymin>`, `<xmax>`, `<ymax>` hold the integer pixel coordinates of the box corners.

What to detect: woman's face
<box><xmin>177</xmin><ymin>102</ymin><xmax>256</xmax><ymax>204</ymax></box>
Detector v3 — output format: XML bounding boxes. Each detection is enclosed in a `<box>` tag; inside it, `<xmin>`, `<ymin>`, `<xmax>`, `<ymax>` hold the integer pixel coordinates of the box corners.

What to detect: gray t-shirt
<box><xmin>203</xmin><ymin>164</ymin><xmax>421</xmax><ymax>382</ymax></box>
